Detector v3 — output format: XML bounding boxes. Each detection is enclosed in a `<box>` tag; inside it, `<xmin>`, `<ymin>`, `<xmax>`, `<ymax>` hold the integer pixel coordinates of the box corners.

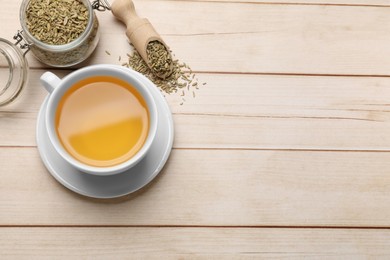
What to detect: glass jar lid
<box><xmin>0</xmin><ymin>38</ymin><xmax>28</xmax><ymax>106</ymax></box>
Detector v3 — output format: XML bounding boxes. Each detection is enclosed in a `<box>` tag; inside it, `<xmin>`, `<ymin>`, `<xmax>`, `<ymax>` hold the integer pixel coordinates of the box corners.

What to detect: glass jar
<box><xmin>19</xmin><ymin>0</ymin><xmax>100</xmax><ymax>67</ymax></box>
<box><xmin>0</xmin><ymin>38</ymin><xmax>28</xmax><ymax>106</ymax></box>
<box><xmin>0</xmin><ymin>0</ymin><xmax>109</xmax><ymax>106</ymax></box>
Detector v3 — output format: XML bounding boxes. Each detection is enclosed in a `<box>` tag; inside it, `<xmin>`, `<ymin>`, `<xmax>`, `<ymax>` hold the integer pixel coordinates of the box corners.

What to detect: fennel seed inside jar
<box><xmin>20</xmin><ymin>0</ymin><xmax>100</xmax><ymax>67</ymax></box>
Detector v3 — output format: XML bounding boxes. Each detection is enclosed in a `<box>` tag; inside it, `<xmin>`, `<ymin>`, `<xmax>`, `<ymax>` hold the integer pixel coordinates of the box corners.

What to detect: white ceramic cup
<box><xmin>40</xmin><ymin>64</ymin><xmax>158</xmax><ymax>176</ymax></box>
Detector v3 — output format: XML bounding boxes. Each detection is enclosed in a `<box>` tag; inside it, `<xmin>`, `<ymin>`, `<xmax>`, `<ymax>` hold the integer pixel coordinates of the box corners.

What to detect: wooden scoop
<box><xmin>111</xmin><ymin>0</ymin><xmax>173</xmax><ymax>79</ymax></box>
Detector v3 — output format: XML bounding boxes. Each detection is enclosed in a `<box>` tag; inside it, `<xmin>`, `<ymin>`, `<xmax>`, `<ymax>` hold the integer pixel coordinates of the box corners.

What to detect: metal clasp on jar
<box><xmin>92</xmin><ymin>0</ymin><xmax>111</xmax><ymax>11</ymax></box>
<box><xmin>13</xmin><ymin>30</ymin><xmax>32</xmax><ymax>57</ymax></box>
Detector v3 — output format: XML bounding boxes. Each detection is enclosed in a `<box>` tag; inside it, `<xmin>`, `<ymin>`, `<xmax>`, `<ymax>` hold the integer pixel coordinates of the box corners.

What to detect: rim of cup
<box><xmin>43</xmin><ymin>64</ymin><xmax>158</xmax><ymax>176</ymax></box>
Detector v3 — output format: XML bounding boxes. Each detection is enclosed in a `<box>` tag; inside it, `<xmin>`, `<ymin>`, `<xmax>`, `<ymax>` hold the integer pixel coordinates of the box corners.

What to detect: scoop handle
<box><xmin>111</xmin><ymin>0</ymin><xmax>138</xmax><ymax>26</ymax></box>
<box><xmin>111</xmin><ymin>0</ymin><xmax>172</xmax><ymax>78</ymax></box>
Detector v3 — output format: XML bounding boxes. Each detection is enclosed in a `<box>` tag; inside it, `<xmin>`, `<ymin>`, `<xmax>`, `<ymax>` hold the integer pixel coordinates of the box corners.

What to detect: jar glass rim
<box><xmin>19</xmin><ymin>0</ymin><xmax>94</xmax><ymax>51</ymax></box>
<box><xmin>0</xmin><ymin>38</ymin><xmax>28</xmax><ymax>106</ymax></box>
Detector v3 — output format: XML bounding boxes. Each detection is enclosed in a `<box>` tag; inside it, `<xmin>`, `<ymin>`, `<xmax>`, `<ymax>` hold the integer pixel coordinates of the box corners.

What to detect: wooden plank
<box><xmin>170</xmin><ymin>0</ymin><xmax>390</xmax><ymax>5</ymax></box>
<box><xmin>2</xmin><ymin>147</ymin><xmax>390</xmax><ymax>226</ymax></box>
<box><xmin>3</xmin><ymin>1</ymin><xmax>390</xmax><ymax>75</ymax></box>
<box><xmin>3</xmin><ymin>69</ymin><xmax>390</xmax><ymax>150</ymax></box>
<box><xmin>1</xmin><ymin>227</ymin><xmax>390</xmax><ymax>259</ymax></box>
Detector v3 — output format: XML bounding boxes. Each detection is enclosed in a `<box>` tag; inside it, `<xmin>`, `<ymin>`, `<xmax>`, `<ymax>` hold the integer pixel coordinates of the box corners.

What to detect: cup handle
<box><xmin>40</xmin><ymin>72</ymin><xmax>62</xmax><ymax>94</ymax></box>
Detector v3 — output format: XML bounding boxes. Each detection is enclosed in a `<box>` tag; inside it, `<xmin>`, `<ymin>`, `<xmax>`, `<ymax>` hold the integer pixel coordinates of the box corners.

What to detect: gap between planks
<box><xmin>3</xmin><ymin>224</ymin><xmax>390</xmax><ymax>229</ymax></box>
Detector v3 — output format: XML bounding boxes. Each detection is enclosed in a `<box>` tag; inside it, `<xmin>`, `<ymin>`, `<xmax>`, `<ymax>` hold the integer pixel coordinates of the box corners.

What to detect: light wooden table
<box><xmin>2</xmin><ymin>0</ymin><xmax>390</xmax><ymax>258</ymax></box>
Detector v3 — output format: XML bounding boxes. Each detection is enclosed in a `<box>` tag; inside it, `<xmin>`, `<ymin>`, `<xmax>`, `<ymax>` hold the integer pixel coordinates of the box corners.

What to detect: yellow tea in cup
<box><xmin>55</xmin><ymin>75</ymin><xmax>150</xmax><ymax>167</ymax></box>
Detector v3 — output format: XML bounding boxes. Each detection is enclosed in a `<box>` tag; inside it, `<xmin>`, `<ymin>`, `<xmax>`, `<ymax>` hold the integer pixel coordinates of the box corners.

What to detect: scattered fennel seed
<box><xmin>122</xmin><ymin>45</ymin><xmax>206</xmax><ymax>104</ymax></box>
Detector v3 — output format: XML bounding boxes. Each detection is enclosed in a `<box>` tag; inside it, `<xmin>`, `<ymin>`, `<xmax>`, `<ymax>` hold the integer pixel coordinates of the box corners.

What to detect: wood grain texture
<box><xmin>1</xmin><ymin>147</ymin><xmax>390</xmax><ymax>226</ymax></box>
<box><xmin>154</xmin><ymin>0</ymin><xmax>390</xmax><ymax>5</ymax></box>
<box><xmin>2</xmin><ymin>0</ymin><xmax>390</xmax><ymax>256</ymax></box>
<box><xmin>3</xmin><ymin>0</ymin><xmax>390</xmax><ymax>75</ymax></box>
<box><xmin>169</xmin><ymin>0</ymin><xmax>390</xmax><ymax>6</ymax></box>
<box><xmin>2</xmin><ymin>227</ymin><xmax>390</xmax><ymax>259</ymax></box>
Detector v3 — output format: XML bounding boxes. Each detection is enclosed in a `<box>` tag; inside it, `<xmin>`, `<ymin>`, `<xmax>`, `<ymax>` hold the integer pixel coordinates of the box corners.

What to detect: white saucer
<box><xmin>36</xmin><ymin>68</ymin><xmax>174</xmax><ymax>199</ymax></box>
